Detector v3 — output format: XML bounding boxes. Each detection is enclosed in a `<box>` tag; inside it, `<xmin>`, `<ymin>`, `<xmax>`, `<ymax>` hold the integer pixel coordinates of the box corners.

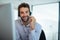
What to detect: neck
<box><xmin>23</xmin><ymin>21</ymin><xmax>28</xmax><ymax>26</ymax></box>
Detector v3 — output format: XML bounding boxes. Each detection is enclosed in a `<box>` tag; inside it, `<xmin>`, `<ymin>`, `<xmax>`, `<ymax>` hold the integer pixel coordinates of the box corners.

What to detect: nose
<box><xmin>23</xmin><ymin>12</ymin><xmax>27</xmax><ymax>16</ymax></box>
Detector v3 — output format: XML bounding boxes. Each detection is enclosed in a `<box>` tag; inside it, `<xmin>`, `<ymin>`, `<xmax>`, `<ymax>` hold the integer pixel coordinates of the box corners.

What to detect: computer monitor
<box><xmin>0</xmin><ymin>3</ymin><xmax>13</xmax><ymax>40</ymax></box>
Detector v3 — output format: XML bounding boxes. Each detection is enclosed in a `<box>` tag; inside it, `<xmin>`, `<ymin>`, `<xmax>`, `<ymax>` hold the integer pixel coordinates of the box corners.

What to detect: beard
<box><xmin>21</xmin><ymin>16</ymin><xmax>29</xmax><ymax>22</ymax></box>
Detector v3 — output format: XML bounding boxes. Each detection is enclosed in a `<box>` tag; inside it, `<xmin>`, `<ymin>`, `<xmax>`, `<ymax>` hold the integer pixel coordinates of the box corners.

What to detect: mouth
<box><xmin>21</xmin><ymin>16</ymin><xmax>29</xmax><ymax>22</ymax></box>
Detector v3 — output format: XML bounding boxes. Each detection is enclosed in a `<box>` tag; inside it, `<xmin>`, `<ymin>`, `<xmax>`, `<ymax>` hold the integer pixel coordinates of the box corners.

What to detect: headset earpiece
<box><xmin>30</xmin><ymin>12</ymin><xmax>32</xmax><ymax>15</ymax></box>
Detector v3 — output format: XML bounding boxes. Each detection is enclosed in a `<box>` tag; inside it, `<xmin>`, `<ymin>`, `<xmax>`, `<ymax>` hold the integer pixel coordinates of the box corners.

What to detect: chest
<box><xmin>17</xmin><ymin>24</ymin><xmax>30</xmax><ymax>38</ymax></box>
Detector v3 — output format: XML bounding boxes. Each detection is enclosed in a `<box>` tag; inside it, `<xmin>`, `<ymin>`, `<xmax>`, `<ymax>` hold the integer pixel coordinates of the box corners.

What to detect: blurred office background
<box><xmin>0</xmin><ymin>0</ymin><xmax>60</xmax><ymax>40</ymax></box>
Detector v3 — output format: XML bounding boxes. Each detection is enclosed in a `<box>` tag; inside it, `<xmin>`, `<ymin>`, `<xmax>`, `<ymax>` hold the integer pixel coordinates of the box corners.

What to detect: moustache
<box><xmin>21</xmin><ymin>16</ymin><xmax>30</xmax><ymax>22</ymax></box>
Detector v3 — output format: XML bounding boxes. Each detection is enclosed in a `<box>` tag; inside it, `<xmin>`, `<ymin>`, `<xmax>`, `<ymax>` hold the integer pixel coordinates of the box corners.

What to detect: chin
<box><xmin>24</xmin><ymin>20</ymin><xmax>27</xmax><ymax>22</ymax></box>
<box><xmin>21</xmin><ymin>17</ymin><xmax>29</xmax><ymax>22</ymax></box>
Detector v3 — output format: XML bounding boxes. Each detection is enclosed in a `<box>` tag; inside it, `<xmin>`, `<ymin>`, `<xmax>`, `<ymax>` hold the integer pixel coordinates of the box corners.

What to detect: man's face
<box><xmin>20</xmin><ymin>7</ymin><xmax>30</xmax><ymax>22</ymax></box>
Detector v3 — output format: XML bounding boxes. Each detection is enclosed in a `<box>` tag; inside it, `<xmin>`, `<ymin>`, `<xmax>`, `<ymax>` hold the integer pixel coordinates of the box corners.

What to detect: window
<box><xmin>32</xmin><ymin>3</ymin><xmax>59</xmax><ymax>40</ymax></box>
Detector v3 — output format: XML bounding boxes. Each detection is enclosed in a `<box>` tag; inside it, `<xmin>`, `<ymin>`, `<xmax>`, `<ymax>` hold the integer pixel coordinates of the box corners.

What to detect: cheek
<box><xmin>20</xmin><ymin>14</ymin><xmax>23</xmax><ymax>17</ymax></box>
<box><xmin>20</xmin><ymin>12</ymin><xmax>30</xmax><ymax>17</ymax></box>
<box><xmin>20</xmin><ymin>14</ymin><xmax>30</xmax><ymax>17</ymax></box>
<box><xmin>27</xmin><ymin>14</ymin><xmax>29</xmax><ymax>16</ymax></box>
<box><xmin>27</xmin><ymin>13</ymin><xmax>30</xmax><ymax>16</ymax></box>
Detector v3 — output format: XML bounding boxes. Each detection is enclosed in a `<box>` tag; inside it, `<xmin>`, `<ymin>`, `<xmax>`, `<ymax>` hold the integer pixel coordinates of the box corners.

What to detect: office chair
<box><xmin>39</xmin><ymin>30</ymin><xmax>46</xmax><ymax>40</ymax></box>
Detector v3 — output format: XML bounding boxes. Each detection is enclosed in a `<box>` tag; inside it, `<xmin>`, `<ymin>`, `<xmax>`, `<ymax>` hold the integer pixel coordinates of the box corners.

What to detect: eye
<box><xmin>26</xmin><ymin>11</ymin><xmax>29</xmax><ymax>13</ymax></box>
<box><xmin>20</xmin><ymin>12</ymin><xmax>24</xmax><ymax>14</ymax></box>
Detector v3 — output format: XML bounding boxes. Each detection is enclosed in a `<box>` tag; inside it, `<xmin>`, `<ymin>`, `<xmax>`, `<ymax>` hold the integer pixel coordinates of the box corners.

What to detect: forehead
<box><xmin>20</xmin><ymin>7</ymin><xmax>29</xmax><ymax>11</ymax></box>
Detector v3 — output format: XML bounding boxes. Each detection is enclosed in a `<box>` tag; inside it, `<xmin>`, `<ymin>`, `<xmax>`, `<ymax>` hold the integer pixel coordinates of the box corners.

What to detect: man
<box><xmin>15</xmin><ymin>3</ymin><xmax>42</xmax><ymax>40</ymax></box>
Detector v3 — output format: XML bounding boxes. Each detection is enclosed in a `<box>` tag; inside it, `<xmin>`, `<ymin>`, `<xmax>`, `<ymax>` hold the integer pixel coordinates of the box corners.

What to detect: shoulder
<box><xmin>15</xmin><ymin>19</ymin><xmax>22</xmax><ymax>30</ymax></box>
<box><xmin>15</xmin><ymin>18</ymin><xmax>20</xmax><ymax>24</ymax></box>
<box><xmin>35</xmin><ymin>22</ymin><xmax>42</xmax><ymax>28</ymax></box>
<box><xmin>35</xmin><ymin>22</ymin><xmax>42</xmax><ymax>30</ymax></box>
<box><xmin>15</xmin><ymin>19</ymin><xmax>21</xmax><ymax>28</ymax></box>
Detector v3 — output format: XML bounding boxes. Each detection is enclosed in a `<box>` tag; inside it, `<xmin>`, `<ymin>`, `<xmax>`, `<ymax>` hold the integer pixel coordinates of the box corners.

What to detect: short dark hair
<box><xmin>18</xmin><ymin>3</ymin><xmax>30</xmax><ymax>17</ymax></box>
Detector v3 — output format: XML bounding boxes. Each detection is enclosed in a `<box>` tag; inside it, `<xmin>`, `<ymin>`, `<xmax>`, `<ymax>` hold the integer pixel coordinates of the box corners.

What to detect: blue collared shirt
<box><xmin>15</xmin><ymin>18</ymin><xmax>42</xmax><ymax>40</ymax></box>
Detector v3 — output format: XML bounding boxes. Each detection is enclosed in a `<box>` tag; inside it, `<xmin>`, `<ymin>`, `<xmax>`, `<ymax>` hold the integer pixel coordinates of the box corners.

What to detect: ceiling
<box><xmin>13</xmin><ymin>0</ymin><xmax>60</xmax><ymax>9</ymax></box>
<box><xmin>0</xmin><ymin>0</ymin><xmax>60</xmax><ymax>9</ymax></box>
